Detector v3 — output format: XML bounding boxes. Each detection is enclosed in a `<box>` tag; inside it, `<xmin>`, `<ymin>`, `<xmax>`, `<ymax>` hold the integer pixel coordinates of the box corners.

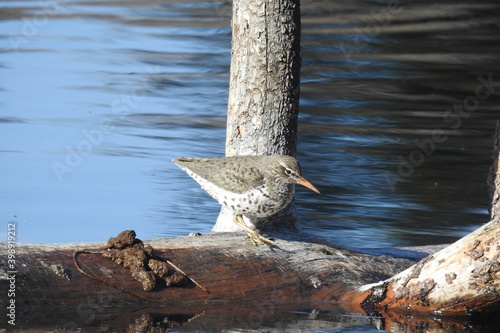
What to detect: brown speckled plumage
<box><xmin>173</xmin><ymin>155</ymin><xmax>320</xmax><ymax>245</ymax></box>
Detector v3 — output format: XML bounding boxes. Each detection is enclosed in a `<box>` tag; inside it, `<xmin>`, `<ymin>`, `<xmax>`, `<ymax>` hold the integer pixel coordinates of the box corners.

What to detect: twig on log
<box><xmin>164</xmin><ymin>258</ymin><xmax>210</xmax><ymax>293</ymax></box>
<box><xmin>73</xmin><ymin>250</ymin><xmax>162</xmax><ymax>303</ymax></box>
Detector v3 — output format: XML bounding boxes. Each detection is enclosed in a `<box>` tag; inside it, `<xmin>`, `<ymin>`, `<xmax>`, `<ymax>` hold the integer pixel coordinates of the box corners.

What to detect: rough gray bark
<box><xmin>225</xmin><ymin>0</ymin><xmax>301</xmax><ymax>157</ymax></box>
<box><xmin>489</xmin><ymin>121</ymin><xmax>500</xmax><ymax>219</ymax></box>
<box><xmin>213</xmin><ymin>0</ymin><xmax>302</xmax><ymax>232</ymax></box>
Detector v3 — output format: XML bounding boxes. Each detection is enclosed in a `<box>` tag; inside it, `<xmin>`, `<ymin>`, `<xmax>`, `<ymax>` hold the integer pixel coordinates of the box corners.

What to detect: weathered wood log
<box><xmin>2</xmin><ymin>232</ymin><xmax>416</xmax><ymax>309</ymax></box>
<box><xmin>2</xmin><ymin>229</ymin><xmax>499</xmax><ymax>331</ymax></box>
<box><xmin>341</xmin><ymin>218</ymin><xmax>500</xmax><ymax>316</ymax></box>
<box><xmin>1</xmin><ymin>232</ymin><xmax>424</xmax><ymax>331</ymax></box>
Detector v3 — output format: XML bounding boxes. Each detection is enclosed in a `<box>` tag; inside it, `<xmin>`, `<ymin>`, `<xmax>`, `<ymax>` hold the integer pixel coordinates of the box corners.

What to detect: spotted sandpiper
<box><xmin>173</xmin><ymin>155</ymin><xmax>320</xmax><ymax>245</ymax></box>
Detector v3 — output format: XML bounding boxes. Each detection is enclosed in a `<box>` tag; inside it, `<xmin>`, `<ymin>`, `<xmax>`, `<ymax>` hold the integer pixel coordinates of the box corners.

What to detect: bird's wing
<box><xmin>174</xmin><ymin>157</ymin><xmax>265</xmax><ymax>194</ymax></box>
<box><xmin>211</xmin><ymin>165</ymin><xmax>265</xmax><ymax>194</ymax></box>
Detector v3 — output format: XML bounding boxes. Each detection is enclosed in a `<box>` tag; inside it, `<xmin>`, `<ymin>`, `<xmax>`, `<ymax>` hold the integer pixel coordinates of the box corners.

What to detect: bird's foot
<box><xmin>245</xmin><ymin>229</ymin><xmax>276</xmax><ymax>246</ymax></box>
<box><xmin>233</xmin><ymin>215</ymin><xmax>276</xmax><ymax>246</ymax></box>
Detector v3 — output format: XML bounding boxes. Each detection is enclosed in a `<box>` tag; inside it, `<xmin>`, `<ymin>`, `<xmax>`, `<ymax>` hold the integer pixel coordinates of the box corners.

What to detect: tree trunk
<box><xmin>225</xmin><ymin>0</ymin><xmax>301</xmax><ymax>157</ymax></box>
<box><xmin>489</xmin><ymin>120</ymin><xmax>500</xmax><ymax>219</ymax></box>
<box><xmin>213</xmin><ymin>0</ymin><xmax>302</xmax><ymax>232</ymax></box>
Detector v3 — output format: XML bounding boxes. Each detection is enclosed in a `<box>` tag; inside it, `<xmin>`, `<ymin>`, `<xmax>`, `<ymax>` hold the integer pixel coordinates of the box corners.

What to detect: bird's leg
<box><xmin>232</xmin><ymin>215</ymin><xmax>276</xmax><ymax>246</ymax></box>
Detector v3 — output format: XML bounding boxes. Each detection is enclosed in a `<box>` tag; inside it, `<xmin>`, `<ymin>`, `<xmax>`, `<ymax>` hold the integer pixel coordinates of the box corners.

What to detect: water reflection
<box><xmin>15</xmin><ymin>304</ymin><xmax>500</xmax><ymax>332</ymax></box>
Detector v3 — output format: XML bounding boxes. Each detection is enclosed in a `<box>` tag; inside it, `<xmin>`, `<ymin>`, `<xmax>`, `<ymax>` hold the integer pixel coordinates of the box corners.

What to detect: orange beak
<box><xmin>298</xmin><ymin>177</ymin><xmax>321</xmax><ymax>194</ymax></box>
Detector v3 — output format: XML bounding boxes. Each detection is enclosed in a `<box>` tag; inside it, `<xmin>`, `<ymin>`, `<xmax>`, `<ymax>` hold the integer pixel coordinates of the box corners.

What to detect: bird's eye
<box><xmin>285</xmin><ymin>168</ymin><xmax>293</xmax><ymax>175</ymax></box>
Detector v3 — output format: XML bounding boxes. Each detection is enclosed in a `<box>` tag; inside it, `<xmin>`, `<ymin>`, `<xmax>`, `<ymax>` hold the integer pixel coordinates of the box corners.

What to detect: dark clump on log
<box><xmin>100</xmin><ymin>230</ymin><xmax>186</xmax><ymax>291</ymax></box>
<box><xmin>148</xmin><ymin>258</ymin><xmax>170</xmax><ymax>277</ymax></box>
<box><xmin>105</xmin><ymin>229</ymin><xmax>139</xmax><ymax>249</ymax></box>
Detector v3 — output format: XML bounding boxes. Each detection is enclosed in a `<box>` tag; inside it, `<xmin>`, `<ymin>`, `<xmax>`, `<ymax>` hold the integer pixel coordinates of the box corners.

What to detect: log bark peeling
<box><xmin>341</xmin><ymin>218</ymin><xmax>500</xmax><ymax>316</ymax></box>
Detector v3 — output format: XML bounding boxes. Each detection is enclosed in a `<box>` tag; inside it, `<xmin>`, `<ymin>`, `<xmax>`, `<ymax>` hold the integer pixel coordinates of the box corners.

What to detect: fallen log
<box><xmin>341</xmin><ymin>218</ymin><xmax>500</xmax><ymax>316</ymax></box>
<box><xmin>0</xmin><ymin>230</ymin><xmax>428</xmax><ymax>331</ymax></box>
<box><xmin>2</xmin><ymin>226</ymin><xmax>499</xmax><ymax>331</ymax></box>
<box><xmin>2</xmin><ymin>231</ymin><xmax>416</xmax><ymax>309</ymax></box>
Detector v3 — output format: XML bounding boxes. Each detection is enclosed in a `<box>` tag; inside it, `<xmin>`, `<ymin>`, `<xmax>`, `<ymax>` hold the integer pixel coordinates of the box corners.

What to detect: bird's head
<box><xmin>274</xmin><ymin>156</ymin><xmax>321</xmax><ymax>194</ymax></box>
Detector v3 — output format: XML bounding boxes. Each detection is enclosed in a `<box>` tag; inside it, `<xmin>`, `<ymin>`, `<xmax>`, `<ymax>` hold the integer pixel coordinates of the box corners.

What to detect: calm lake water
<box><xmin>1</xmin><ymin>0</ymin><xmax>500</xmax><ymax>331</ymax></box>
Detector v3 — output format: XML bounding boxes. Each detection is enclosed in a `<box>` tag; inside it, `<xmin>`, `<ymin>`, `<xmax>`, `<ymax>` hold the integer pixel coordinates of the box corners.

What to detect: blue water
<box><xmin>1</xmin><ymin>0</ymin><xmax>498</xmax><ymax>251</ymax></box>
